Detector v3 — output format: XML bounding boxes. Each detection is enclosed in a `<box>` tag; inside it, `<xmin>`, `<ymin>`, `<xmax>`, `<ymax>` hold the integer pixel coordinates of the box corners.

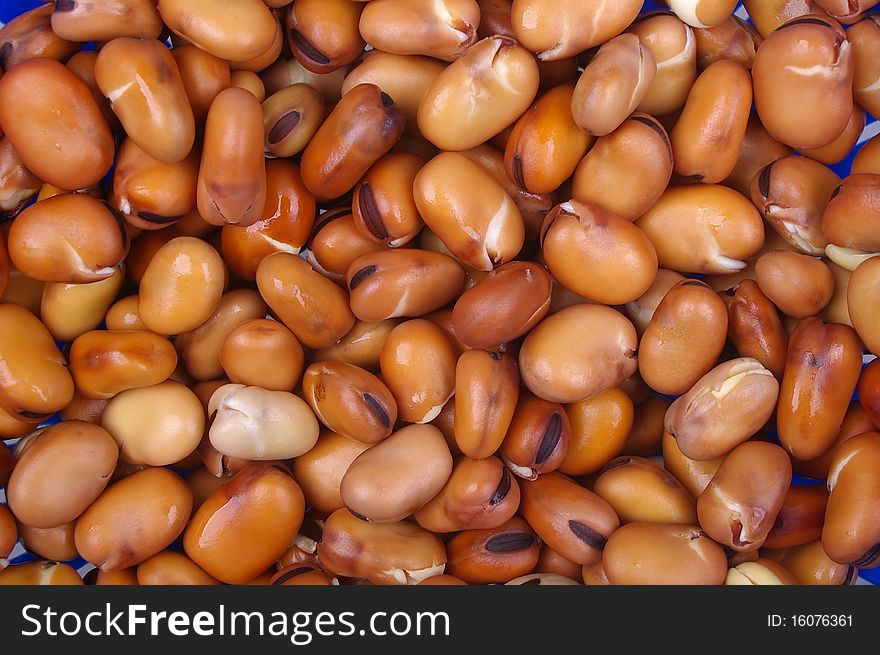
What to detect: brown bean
<box><xmin>0</xmin><ymin>4</ymin><xmax>80</xmax><ymax>72</ymax></box>
<box><xmin>419</xmin><ymin>574</ymin><xmax>468</xmax><ymax>586</ymax></box>
<box><xmin>797</xmin><ymin>104</ymin><xmax>866</xmax><ymax>165</ymax></box>
<box><xmin>756</xmin><ymin>250</ymin><xmax>835</xmax><ymax>318</ymax></box>
<box><xmin>694</xmin><ymin>15</ymin><xmax>761</xmax><ymax>69</ymax></box>
<box><xmin>262</xmin><ymin>57</ymin><xmax>347</xmax><ymax>102</ymax></box>
<box><xmin>620</xmin><ymin>395</ymin><xmax>670</xmax><ymax>457</ymax></box>
<box><xmin>723</xmin><ymin>113</ymin><xmax>791</xmax><ymax>197</ymax></box>
<box><xmin>270</xmin><ymin>564</ymin><xmax>333</xmax><ymax>586</ymax></box>
<box><xmin>721</xmin><ymin>280</ymin><xmax>789</xmax><ymax>379</ymax></box>
<box><xmin>261</xmin><ymin>84</ymin><xmax>324</xmax><ymax>159</ymax></box>
<box><xmin>445</xmin><ymin>516</ymin><xmax>540</xmax><ymax>584</ymax></box>
<box><xmin>764</xmin><ymin>484</ymin><xmax>828</xmax><ymax>549</ymax></box>
<box><xmin>285</xmin><ymin>0</ymin><xmax>364</xmax><ymax>73</ymax></box>
<box><xmin>793</xmin><ymin>401</ymin><xmax>876</xmax><ymax>480</ymax></box>
<box><xmin>0</xmin><ymin>561</ymin><xmax>83</xmax><ymax>585</ymax></box>
<box><xmin>292</xmin><ymin>430</ymin><xmax>372</xmax><ymax>513</ymax></box>
<box><xmin>725</xmin><ymin>558</ymin><xmax>798</xmax><ymax>585</ymax></box>
<box><xmin>75</xmin><ymin>467</ymin><xmax>192</xmax><ymax>571</ymax></box>
<box><xmin>849</xmin><ymin>257</ymin><xmax>880</xmax><ymax>354</ymax></box>
<box><xmin>15</xmin><ymin>519</ymin><xmax>77</xmax><ymax>563</ymax></box>
<box><xmin>219</xmin><ymin>319</ymin><xmax>304</xmax><ymax>392</ymax></box>
<box><xmin>774</xmin><ymin>540</ymin><xmax>857</xmax><ymax>585</ymax></box>
<box><xmin>51</xmin><ymin>0</ymin><xmax>162</xmax><ymax>41</ymax></box>
<box><xmin>697</xmin><ymin>441</ymin><xmax>792</xmax><ymax>551</ymax></box>
<box><xmin>822</xmin><ymin>174</ymin><xmax>880</xmax><ymax>254</ymax></box>
<box><xmin>624</xmin><ymin>269</ymin><xmax>686</xmax><ymax>335</ymax></box>
<box><xmin>501</xmin><ymin>391</ymin><xmax>570</xmax><ymax>480</ymax></box>
<box><xmin>744</xmin><ymin>0</ymin><xmax>830</xmax><ymax>37</ymax></box>
<box><xmin>663</xmin><ymin>432</ymin><xmax>725</xmax><ymax>499</ymax></box>
<box><xmin>171</xmin><ymin>44</ymin><xmax>231</xmax><ymax>125</ymax></box>
<box><xmin>558</xmin><ymin>387</ymin><xmax>633</xmax><ymax>478</ymax></box>
<box><xmin>815</xmin><ymin>0</ymin><xmax>879</xmax><ymax>22</ymax></box>
<box><xmin>351</xmin><ymin>152</ymin><xmax>424</xmax><ymax>247</ymax></box>
<box><xmin>137</xmin><ymin>551</ymin><xmax>220</xmax><ymax>585</ymax></box>
<box><xmin>849</xmin><ymin>16</ymin><xmax>880</xmax><ymax>118</ymax></box>
<box><xmin>313</xmin><ymin>319</ymin><xmax>398</xmax><ymax>371</ymax></box>
<box><xmin>777</xmin><ymin>318</ymin><xmax>863</xmax><ymax>460</ymax></box>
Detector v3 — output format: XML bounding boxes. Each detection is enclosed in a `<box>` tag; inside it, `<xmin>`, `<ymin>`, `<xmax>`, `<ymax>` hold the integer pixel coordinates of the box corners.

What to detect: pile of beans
<box><xmin>1</xmin><ymin>0</ymin><xmax>879</xmax><ymax>586</ymax></box>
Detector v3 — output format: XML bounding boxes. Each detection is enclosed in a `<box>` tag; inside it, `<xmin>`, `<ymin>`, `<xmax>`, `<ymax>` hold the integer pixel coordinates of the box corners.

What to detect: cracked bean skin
<box><xmin>445</xmin><ymin>516</ymin><xmax>540</xmax><ymax>584</ymax></box>
<box><xmin>69</xmin><ymin>330</ymin><xmax>178</xmax><ymax>400</ymax></box>
<box><xmin>671</xmin><ymin>58</ymin><xmax>751</xmax><ymax>183</ymax></box>
<box><xmin>379</xmin><ymin>319</ymin><xmax>458</xmax><ymax>424</ymax></box>
<box><xmin>197</xmin><ymin>87</ymin><xmax>267</xmax><ymax>227</ymax></box>
<box><xmin>0</xmin><ymin>303</ymin><xmax>74</xmax><ymax>422</ymax></box>
<box><xmin>138</xmin><ymin>236</ymin><xmax>225</xmax><ymax>336</ymax></box>
<box><xmin>454</xmin><ymin>349</ymin><xmax>519</xmax><ymax>460</ymax></box>
<box><xmin>414</xmin><ymin>151</ymin><xmax>524</xmax><ymax>272</ymax></box>
<box><xmin>346</xmin><ymin>248</ymin><xmax>464</xmax><ymax>322</ymax></box>
<box><xmin>303</xmin><ymin>361</ymin><xmax>397</xmax><ymax>445</ymax></box>
<box><xmin>752</xmin><ymin>14</ymin><xmax>853</xmax><ymax>150</ymax></box>
<box><xmin>95</xmin><ymin>37</ymin><xmax>195</xmax><ymax>165</ymax></box>
<box><xmin>301</xmin><ymin>84</ymin><xmax>405</xmax><ymax>202</ymax></box>
<box><xmin>219</xmin><ymin>319</ymin><xmax>303</xmax><ymax>392</ymax></box>
<box><xmin>722</xmin><ymin>280</ymin><xmax>788</xmax><ymax>379</ymax></box>
<box><xmin>755</xmin><ymin>250</ymin><xmax>834</xmax><ymax>318</ymax></box>
<box><xmin>571</xmin><ymin>34</ymin><xmax>656</xmax><ymax>138</ymax></box>
<box><xmin>8</xmin><ymin>194</ymin><xmax>128</xmax><ymax>284</ymax></box>
<box><xmin>638</xmin><ymin>279</ymin><xmax>729</xmax><ymax>396</ymax></box>
<box><xmin>511</xmin><ymin>0</ymin><xmax>642</xmax><ymax>60</ymax></box>
<box><xmin>41</xmin><ymin>267</ymin><xmax>124</xmax><ymax>343</ymax></box>
<box><xmin>6</xmin><ymin>421</ymin><xmax>118</xmax><ymax>529</ymax></box>
<box><xmin>763</xmin><ymin>484</ymin><xmax>828</xmax><ymax>549</ymax></box>
<box><xmin>637</xmin><ymin>185</ymin><xmax>765</xmax><ymax>275</ymax></box>
<box><xmin>773</xmin><ymin>540</ymin><xmax>858</xmax><ymax>585</ymax></box>
<box><xmin>318</xmin><ymin>509</ymin><xmax>448</xmax><ymax>585</ymax></box>
<box><xmin>51</xmin><ymin>0</ymin><xmax>163</xmax><ymax>42</ymax></box>
<box><xmin>519</xmin><ymin>304</ymin><xmax>638</xmax><ymax>405</ymax></box>
<box><xmin>0</xmin><ymin>561</ymin><xmax>83</xmax><ymax>585</ymax></box>
<box><xmin>0</xmin><ymin>4</ymin><xmax>80</xmax><ymax>72</ymax></box>
<box><xmin>823</xmin><ymin>433</ymin><xmax>880</xmax><ymax>567</ymax></box>
<box><xmin>351</xmin><ymin>152</ymin><xmax>424</xmax><ymax>248</ymax></box>
<box><xmin>359</xmin><ymin>0</ymin><xmax>479</xmax><ymax>62</ymax></box>
<box><xmin>744</xmin><ymin>0</ymin><xmax>830</xmax><ymax>37</ymax></box>
<box><xmin>292</xmin><ymin>430</ymin><xmax>372</xmax><ymax>513</ymax></box>
<box><xmin>137</xmin><ymin>550</ymin><xmax>220</xmax><ymax>586</ymax></box>
<box><xmin>285</xmin><ymin>0</ymin><xmax>364</xmax><ymax>74</ymax></box>
<box><xmin>417</xmin><ymin>35</ymin><xmax>539</xmax><ymax>151</ymax></box>
<box><xmin>341</xmin><ymin>424</ymin><xmax>452</xmax><ymax>523</ymax></box>
<box><xmin>501</xmin><ymin>391</ymin><xmax>570</xmax><ymax>480</ymax></box>
<box><xmin>777</xmin><ymin>318</ymin><xmax>864</xmax><ymax>461</ymax></box>
<box><xmin>175</xmin><ymin>289</ymin><xmax>269</xmax><ymax>383</ymax></box>
<box><xmin>559</xmin><ymin>387</ymin><xmax>633</xmax><ymax>477</ymax></box>
<box><xmin>697</xmin><ymin>441</ymin><xmax>792</xmax><ymax>552</ymax></box>
<box><xmin>662</xmin><ymin>432</ymin><xmax>725</xmax><ymax>499</ymax></box>
<box><xmin>822</xmin><ymin>174</ymin><xmax>880</xmax><ymax>254</ymax></box>
<box><xmin>593</xmin><ymin>456</ymin><xmax>698</xmax><ymax>525</ymax></box>
<box><xmin>415</xmin><ymin>456</ymin><xmax>520</xmax><ymax>532</ymax></box>
<box><xmin>256</xmin><ymin>251</ymin><xmax>355</xmax><ymax>349</ymax></box>
<box><xmin>451</xmin><ymin>261</ymin><xmax>552</xmax><ymax>350</ymax></box>
<box><xmin>850</xmin><ymin>257</ymin><xmax>880</xmax><ymax>355</ymax></box>
<box><xmin>184</xmin><ymin>464</ymin><xmax>305</xmax><ymax>583</ymax></box>
<box><xmin>520</xmin><ymin>472</ymin><xmax>620</xmax><ymax>565</ymax></box>
<box><xmin>0</xmin><ymin>136</ymin><xmax>41</xmax><ymax>220</ymax></box>
<box><xmin>208</xmin><ymin>384</ymin><xmax>319</xmax><ymax>460</ymax></box>
<box><xmin>75</xmin><ymin>467</ymin><xmax>192</xmax><ymax>572</ymax></box>
<box><xmin>541</xmin><ymin>199</ymin><xmax>658</xmax><ymax>306</ymax></box>
<box><xmin>572</xmin><ymin>113</ymin><xmax>673</xmax><ymax>222</ymax></box>
<box><xmin>603</xmin><ymin>522</ymin><xmax>728</xmax><ymax>585</ymax></box>
<box><xmin>666</xmin><ymin>358</ymin><xmax>780</xmax><ymax>461</ymax></box>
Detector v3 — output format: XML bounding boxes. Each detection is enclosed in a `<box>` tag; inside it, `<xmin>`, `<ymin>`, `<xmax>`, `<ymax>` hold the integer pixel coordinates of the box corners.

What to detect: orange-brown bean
<box><xmin>0</xmin><ymin>561</ymin><xmax>83</xmax><ymax>585</ymax></box>
<box><xmin>171</xmin><ymin>44</ymin><xmax>230</xmax><ymax>125</ymax></box>
<box><xmin>822</xmin><ymin>174</ymin><xmax>880</xmax><ymax>253</ymax></box>
<box><xmin>284</xmin><ymin>0</ymin><xmax>364</xmax><ymax>73</ymax></box>
<box><xmin>744</xmin><ymin>0</ymin><xmax>830</xmax><ymax>37</ymax></box>
<box><xmin>313</xmin><ymin>319</ymin><xmax>398</xmax><ymax>371</ymax></box>
<box><xmin>292</xmin><ymin>430</ymin><xmax>372</xmax><ymax>513</ymax></box>
<box><xmin>797</xmin><ymin>104</ymin><xmax>866</xmax><ymax>165</ymax></box>
<box><xmin>501</xmin><ymin>391</ymin><xmax>570</xmax><ymax>480</ymax></box>
<box><xmin>445</xmin><ymin>516</ymin><xmax>539</xmax><ymax>584</ymax></box>
<box><xmin>723</xmin><ymin>113</ymin><xmax>791</xmax><ymax>197</ymax></box>
<box><xmin>620</xmin><ymin>395</ymin><xmax>670</xmax><ymax>457</ymax></box>
<box><xmin>849</xmin><ymin>257</ymin><xmax>880</xmax><ymax>354</ymax></box>
<box><xmin>219</xmin><ymin>319</ymin><xmax>304</xmax><ymax>392</ymax></box>
<box><xmin>16</xmin><ymin>521</ymin><xmax>78</xmax><ymax>563</ymax></box>
<box><xmin>0</xmin><ymin>4</ymin><xmax>80</xmax><ymax>71</ymax></box>
<box><xmin>694</xmin><ymin>15</ymin><xmax>761</xmax><ymax>69</ymax></box>
<box><xmin>41</xmin><ymin>267</ymin><xmax>124</xmax><ymax>342</ymax></box>
<box><xmin>351</xmin><ymin>152</ymin><xmax>424</xmax><ymax>247</ymax></box>
<box><xmin>774</xmin><ymin>540</ymin><xmax>857</xmax><ymax>585</ymax></box>
<box><xmin>722</xmin><ymin>280</ymin><xmax>789</xmax><ymax>378</ymax></box>
<box><xmin>763</xmin><ymin>484</ymin><xmax>828</xmax><ymax>549</ymax></box>
<box><xmin>756</xmin><ymin>250</ymin><xmax>835</xmax><ymax>318</ymax></box>
<box><xmin>137</xmin><ymin>551</ymin><xmax>220</xmax><ymax>586</ymax></box>
<box><xmin>559</xmin><ymin>387</ymin><xmax>633</xmax><ymax>476</ymax></box>
<box><xmin>51</xmin><ymin>0</ymin><xmax>163</xmax><ymax>42</ymax></box>
<box><xmin>262</xmin><ymin>84</ymin><xmax>324</xmax><ymax>158</ymax></box>
<box><xmin>0</xmin><ymin>137</ymin><xmax>41</xmax><ymax>219</ymax></box>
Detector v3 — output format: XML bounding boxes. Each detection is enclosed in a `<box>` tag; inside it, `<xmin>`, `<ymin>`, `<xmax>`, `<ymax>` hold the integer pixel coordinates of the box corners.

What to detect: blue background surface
<box><xmin>2</xmin><ymin>0</ymin><xmax>879</xmax><ymax>584</ymax></box>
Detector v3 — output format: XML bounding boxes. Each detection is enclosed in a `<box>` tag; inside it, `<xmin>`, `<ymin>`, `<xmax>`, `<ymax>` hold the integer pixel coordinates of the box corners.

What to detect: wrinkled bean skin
<box><xmin>171</xmin><ymin>44</ymin><xmax>231</xmax><ymax>125</ymax></box>
<box><xmin>0</xmin><ymin>560</ymin><xmax>83</xmax><ymax>585</ymax></box>
<box><xmin>744</xmin><ymin>0</ymin><xmax>830</xmax><ymax>37</ymax></box>
<box><xmin>520</xmin><ymin>472</ymin><xmax>620</xmax><ymax>565</ymax></box>
<box><xmin>359</xmin><ymin>0</ymin><xmax>479</xmax><ymax>62</ymax></box>
<box><xmin>175</xmin><ymin>289</ymin><xmax>268</xmax><ymax>382</ymax></box>
<box><xmin>346</xmin><ymin>249</ymin><xmax>464</xmax><ymax>322</ymax></box>
<box><xmin>559</xmin><ymin>387</ymin><xmax>634</xmax><ymax>477</ymax></box>
<box><xmin>594</xmin><ymin>457</ymin><xmax>698</xmax><ymax>525</ymax></box>
<box><xmin>756</xmin><ymin>250</ymin><xmax>834</xmax><ymax>318</ymax></box>
<box><xmin>208</xmin><ymin>384</ymin><xmax>319</xmax><ymax>460</ymax></box>
<box><xmin>9</xmin><ymin>194</ymin><xmax>128</xmax><ymax>284</ymax></box>
<box><xmin>694</xmin><ymin>16</ymin><xmax>761</xmax><ymax>69</ymax></box>
<box><xmin>571</xmin><ymin>34</ymin><xmax>656</xmax><ymax>138</ymax></box>
<box><xmin>69</xmin><ymin>330</ymin><xmax>178</xmax><ymax>400</ymax></box>
<box><xmin>41</xmin><ymin>267</ymin><xmax>124</xmax><ymax>343</ymax></box>
<box><xmin>51</xmin><ymin>0</ymin><xmax>163</xmax><ymax>42</ymax></box>
<box><xmin>520</xmin><ymin>304</ymin><xmax>638</xmax><ymax>404</ymax></box>
<box><xmin>603</xmin><ymin>522</ymin><xmax>728</xmax><ymax>585</ymax></box>
<box><xmin>219</xmin><ymin>319</ymin><xmax>304</xmax><ymax>391</ymax></box>
<box><xmin>415</xmin><ymin>456</ymin><xmax>520</xmax><ymax>532</ymax></box>
<box><xmin>501</xmin><ymin>391</ymin><xmax>570</xmax><ymax>480</ymax></box>
<box><xmin>0</xmin><ymin>59</ymin><xmax>113</xmax><ymax>190</ymax></box>
<box><xmin>292</xmin><ymin>430</ymin><xmax>371</xmax><ymax>513</ymax></box>
<box><xmin>158</xmin><ymin>0</ymin><xmax>278</xmax><ymax>63</ymax></box>
<box><xmin>0</xmin><ymin>5</ymin><xmax>80</xmax><ymax>72</ymax></box>
<box><xmin>774</xmin><ymin>540</ymin><xmax>857</xmax><ymax>585</ymax></box>
<box><xmin>285</xmin><ymin>0</ymin><xmax>365</xmax><ymax>74</ymax></box>
<box><xmin>0</xmin><ymin>303</ymin><xmax>74</xmax><ymax>422</ymax></box>
<box><xmin>138</xmin><ymin>237</ymin><xmax>225</xmax><ymax>336</ymax></box>
<box><xmin>184</xmin><ymin>464</ymin><xmax>306</xmax><ymax>583</ymax></box>
<box><xmin>454</xmin><ymin>350</ymin><xmax>519</xmax><ymax>460</ymax></box>
<box><xmin>303</xmin><ymin>361</ymin><xmax>397</xmax><ymax>445</ymax></box>
<box><xmin>722</xmin><ymin>280</ymin><xmax>788</xmax><ymax>379</ymax></box>
<box><xmin>777</xmin><ymin>318</ymin><xmax>864</xmax><ymax>461</ymax></box>
<box><xmin>256</xmin><ymin>252</ymin><xmax>355</xmax><ymax>349</ymax></box>
<box><xmin>541</xmin><ymin>199</ymin><xmax>658</xmax><ymax>305</ymax></box>
<box><xmin>662</xmin><ymin>432</ymin><xmax>724</xmax><ymax>499</ymax></box>
<box><xmin>445</xmin><ymin>516</ymin><xmax>540</xmax><ymax>584</ymax></box>
<box><xmin>849</xmin><ymin>258</ymin><xmax>880</xmax><ymax>355</ymax></box>
<box><xmin>639</xmin><ymin>280</ymin><xmax>729</xmax><ymax>396</ymax></box>
<box><xmin>198</xmin><ymin>88</ymin><xmax>267</xmax><ymax>228</ymax></box>
<box><xmin>750</xmin><ymin>155</ymin><xmax>837</xmax><ymax>257</ymax></box>
<box><xmin>418</xmin><ymin>35</ymin><xmax>539</xmax><ymax>151</ymax></box>
<box><xmin>752</xmin><ymin>15</ymin><xmax>854</xmax><ymax>150</ymax></box>
<box><xmin>301</xmin><ymin>84</ymin><xmax>405</xmax><ymax>202</ymax></box>
<box><xmin>113</xmin><ymin>139</ymin><xmax>199</xmax><ymax>231</ymax></box>
<box><xmin>75</xmin><ymin>467</ymin><xmax>192</xmax><ymax>571</ymax></box>
<box><xmin>380</xmin><ymin>319</ymin><xmax>458</xmax><ymax>424</ymax></box>
<box><xmin>764</xmin><ymin>484</ymin><xmax>828</xmax><ymax>549</ymax></box>
<box><xmin>137</xmin><ymin>551</ymin><xmax>220</xmax><ymax>586</ymax></box>
<box><xmin>822</xmin><ymin>174</ymin><xmax>880</xmax><ymax>253</ymax></box>
<box><xmin>0</xmin><ymin>137</ymin><xmax>41</xmax><ymax>219</ymax></box>
<box><xmin>341</xmin><ymin>424</ymin><xmax>452</xmax><ymax>523</ymax></box>
<box><xmin>697</xmin><ymin>441</ymin><xmax>792</xmax><ymax>552</ymax></box>
<box><xmin>666</xmin><ymin>358</ymin><xmax>779</xmax><ymax>461</ymax></box>
<box><xmin>823</xmin><ymin>433</ymin><xmax>880</xmax><ymax>567</ymax></box>
<box><xmin>671</xmin><ymin>58</ymin><xmax>751</xmax><ymax>183</ymax></box>
<box><xmin>95</xmin><ymin>37</ymin><xmax>194</xmax><ymax>165</ymax></box>
<box><xmin>6</xmin><ymin>421</ymin><xmax>118</xmax><ymax>529</ymax></box>
<box><xmin>319</xmin><ymin>509</ymin><xmax>448</xmax><ymax>585</ymax></box>
<box><xmin>511</xmin><ymin>0</ymin><xmax>642</xmax><ymax>60</ymax></box>
<box><xmin>572</xmin><ymin>114</ymin><xmax>673</xmax><ymax>222</ymax></box>
<box><xmin>637</xmin><ymin>185</ymin><xmax>765</xmax><ymax>275</ymax></box>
